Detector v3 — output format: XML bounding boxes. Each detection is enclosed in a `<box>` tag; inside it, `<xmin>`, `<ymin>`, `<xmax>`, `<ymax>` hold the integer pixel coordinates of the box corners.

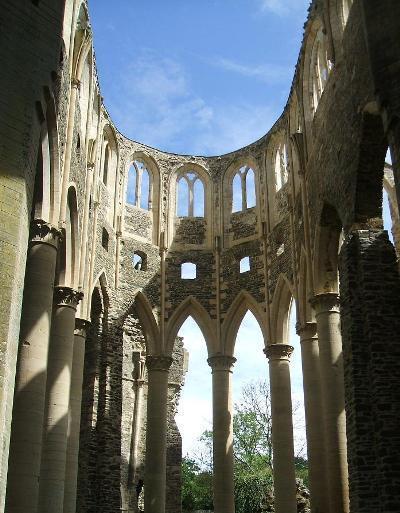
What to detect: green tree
<box><xmin>182</xmin><ymin>379</ymin><xmax>309</xmax><ymax>512</ymax></box>
<box><xmin>181</xmin><ymin>457</ymin><xmax>213</xmax><ymax>512</ymax></box>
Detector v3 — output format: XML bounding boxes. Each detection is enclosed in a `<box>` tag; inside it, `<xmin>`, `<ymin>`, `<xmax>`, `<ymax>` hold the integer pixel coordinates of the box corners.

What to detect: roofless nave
<box><xmin>0</xmin><ymin>1</ymin><xmax>400</xmax><ymax>513</ymax></box>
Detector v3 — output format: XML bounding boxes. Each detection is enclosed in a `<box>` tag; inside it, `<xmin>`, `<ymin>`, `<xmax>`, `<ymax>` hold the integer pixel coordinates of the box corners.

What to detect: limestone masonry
<box><xmin>0</xmin><ymin>1</ymin><xmax>400</xmax><ymax>513</ymax></box>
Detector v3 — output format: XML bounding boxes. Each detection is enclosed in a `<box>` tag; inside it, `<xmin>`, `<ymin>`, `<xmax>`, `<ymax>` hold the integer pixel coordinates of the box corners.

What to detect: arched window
<box><xmin>231</xmin><ymin>165</ymin><xmax>257</xmax><ymax>212</ymax></box>
<box><xmin>310</xmin><ymin>27</ymin><xmax>331</xmax><ymax>115</ymax></box>
<box><xmin>275</xmin><ymin>142</ymin><xmax>289</xmax><ymax>191</ymax></box>
<box><xmin>102</xmin><ymin>144</ymin><xmax>109</xmax><ymax>185</ymax></box>
<box><xmin>177</xmin><ymin>171</ymin><xmax>205</xmax><ymax>218</ymax></box>
<box><xmin>181</xmin><ymin>262</ymin><xmax>197</xmax><ymax>279</ymax></box>
<box><xmin>126</xmin><ymin>160</ymin><xmax>151</xmax><ymax>211</ymax></box>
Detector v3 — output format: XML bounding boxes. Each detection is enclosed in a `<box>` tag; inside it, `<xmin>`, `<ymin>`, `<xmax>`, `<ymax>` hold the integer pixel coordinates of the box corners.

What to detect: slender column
<box><xmin>5</xmin><ymin>221</ymin><xmax>61</xmax><ymax>513</ymax></box>
<box><xmin>311</xmin><ymin>293</ymin><xmax>349</xmax><ymax>513</ymax></box>
<box><xmin>63</xmin><ymin>318</ymin><xmax>91</xmax><ymax>513</ymax></box>
<box><xmin>207</xmin><ymin>355</ymin><xmax>236</xmax><ymax>513</ymax></box>
<box><xmin>38</xmin><ymin>287</ymin><xmax>83</xmax><ymax>513</ymax></box>
<box><xmin>144</xmin><ymin>355</ymin><xmax>173</xmax><ymax>513</ymax></box>
<box><xmin>297</xmin><ymin>323</ymin><xmax>328</xmax><ymax>513</ymax></box>
<box><xmin>265</xmin><ymin>344</ymin><xmax>297</xmax><ymax>513</ymax></box>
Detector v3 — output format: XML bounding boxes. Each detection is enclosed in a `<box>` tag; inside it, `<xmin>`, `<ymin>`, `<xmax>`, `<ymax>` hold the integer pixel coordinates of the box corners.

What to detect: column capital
<box><xmin>296</xmin><ymin>321</ymin><xmax>317</xmax><ymax>339</ymax></box>
<box><xmin>54</xmin><ymin>286</ymin><xmax>84</xmax><ymax>311</ymax></box>
<box><xmin>30</xmin><ymin>219</ymin><xmax>62</xmax><ymax>248</ymax></box>
<box><xmin>207</xmin><ymin>354</ymin><xmax>236</xmax><ymax>372</ymax></box>
<box><xmin>310</xmin><ymin>292</ymin><xmax>340</xmax><ymax>314</ymax></box>
<box><xmin>264</xmin><ymin>344</ymin><xmax>294</xmax><ymax>361</ymax></box>
<box><xmin>146</xmin><ymin>355</ymin><xmax>173</xmax><ymax>372</ymax></box>
<box><xmin>74</xmin><ymin>318</ymin><xmax>91</xmax><ymax>338</ymax></box>
<box><xmin>71</xmin><ymin>77</ymin><xmax>81</xmax><ymax>89</ymax></box>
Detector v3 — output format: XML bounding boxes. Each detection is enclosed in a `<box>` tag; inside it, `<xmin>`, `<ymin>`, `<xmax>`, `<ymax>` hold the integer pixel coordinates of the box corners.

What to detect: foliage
<box><xmin>182</xmin><ymin>457</ymin><xmax>213</xmax><ymax>512</ymax></box>
<box><xmin>181</xmin><ymin>379</ymin><xmax>309</xmax><ymax>512</ymax></box>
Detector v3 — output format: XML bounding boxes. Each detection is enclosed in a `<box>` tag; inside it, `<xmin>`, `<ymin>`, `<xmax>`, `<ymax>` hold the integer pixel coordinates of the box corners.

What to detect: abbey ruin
<box><xmin>1</xmin><ymin>1</ymin><xmax>400</xmax><ymax>513</ymax></box>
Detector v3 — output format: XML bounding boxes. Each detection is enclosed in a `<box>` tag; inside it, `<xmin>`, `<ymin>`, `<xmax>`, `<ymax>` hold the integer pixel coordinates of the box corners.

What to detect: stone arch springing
<box><xmin>314</xmin><ymin>203</ymin><xmax>343</xmax><ymax>294</ymax></box>
<box><xmin>271</xmin><ymin>274</ymin><xmax>295</xmax><ymax>345</ymax></box>
<box><xmin>134</xmin><ymin>291</ymin><xmax>160</xmax><ymax>355</ymax></box>
<box><xmin>298</xmin><ymin>250</ymin><xmax>313</xmax><ymax>325</ymax></box>
<box><xmin>165</xmin><ymin>296</ymin><xmax>217</xmax><ymax>356</ymax></box>
<box><xmin>58</xmin><ymin>185</ymin><xmax>80</xmax><ymax>287</ymax></box>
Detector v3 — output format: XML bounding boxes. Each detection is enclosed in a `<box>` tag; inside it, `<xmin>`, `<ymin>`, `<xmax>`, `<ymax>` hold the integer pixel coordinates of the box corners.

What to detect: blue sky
<box><xmin>90</xmin><ymin>0</ymin><xmax>311</xmax><ymax>155</ymax></box>
<box><xmin>89</xmin><ymin>1</ymin><xmax>394</xmax><ymax>458</ymax></box>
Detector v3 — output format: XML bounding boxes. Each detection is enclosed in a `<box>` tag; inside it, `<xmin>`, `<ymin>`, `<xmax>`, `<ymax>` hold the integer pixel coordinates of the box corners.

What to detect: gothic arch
<box><xmin>271</xmin><ymin>274</ymin><xmax>295</xmax><ymax>345</ymax></box>
<box><xmin>221</xmin><ymin>290</ymin><xmax>267</xmax><ymax>355</ymax></box>
<box><xmin>90</xmin><ymin>269</ymin><xmax>110</xmax><ymax>310</ymax></box>
<box><xmin>165</xmin><ymin>296</ymin><xmax>217</xmax><ymax>356</ymax></box>
<box><xmin>134</xmin><ymin>291</ymin><xmax>160</xmax><ymax>355</ymax></box>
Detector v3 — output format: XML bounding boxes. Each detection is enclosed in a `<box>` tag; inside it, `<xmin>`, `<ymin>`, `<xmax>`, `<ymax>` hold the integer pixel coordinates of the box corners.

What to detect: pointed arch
<box><xmin>89</xmin><ymin>269</ymin><xmax>110</xmax><ymax>315</ymax></box>
<box><xmin>271</xmin><ymin>274</ymin><xmax>295</xmax><ymax>345</ymax></box>
<box><xmin>165</xmin><ymin>296</ymin><xmax>217</xmax><ymax>356</ymax></box>
<box><xmin>221</xmin><ymin>290</ymin><xmax>268</xmax><ymax>355</ymax></box>
<box><xmin>134</xmin><ymin>291</ymin><xmax>160</xmax><ymax>355</ymax></box>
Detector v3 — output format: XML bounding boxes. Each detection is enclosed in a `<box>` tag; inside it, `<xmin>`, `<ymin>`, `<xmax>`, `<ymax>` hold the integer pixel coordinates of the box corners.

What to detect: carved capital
<box><xmin>310</xmin><ymin>293</ymin><xmax>340</xmax><ymax>315</ymax></box>
<box><xmin>296</xmin><ymin>321</ymin><xmax>317</xmax><ymax>340</ymax></box>
<box><xmin>30</xmin><ymin>219</ymin><xmax>62</xmax><ymax>248</ymax></box>
<box><xmin>74</xmin><ymin>318</ymin><xmax>91</xmax><ymax>338</ymax></box>
<box><xmin>54</xmin><ymin>286</ymin><xmax>84</xmax><ymax>310</ymax></box>
<box><xmin>264</xmin><ymin>344</ymin><xmax>294</xmax><ymax>361</ymax></box>
<box><xmin>207</xmin><ymin>355</ymin><xmax>236</xmax><ymax>372</ymax></box>
<box><xmin>146</xmin><ymin>355</ymin><xmax>173</xmax><ymax>372</ymax></box>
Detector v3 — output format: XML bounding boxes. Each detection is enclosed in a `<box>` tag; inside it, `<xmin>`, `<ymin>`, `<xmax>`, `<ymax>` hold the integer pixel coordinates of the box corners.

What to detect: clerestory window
<box><xmin>127</xmin><ymin>160</ymin><xmax>151</xmax><ymax>210</ymax></box>
<box><xmin>275</xmin><ymin>142</ymin><xmax>289</xmax><ymax>191</ymax></box>
<box><xmin>181</xmin><ymin>262</ymin><xmax>197</xmax><ymax>279</ymax></box>
<box><xmin>232</xmin><ymin>165</ymin><xmax>256</xmax><ymax>213</ymax></box>
<box><xmin>310</xmin><ymin>27</ymin><xmax>331</xmax><ymax>115</ymax></box>
<box><xmin>177</xmin><ymin>172</ymin><xmax>204</xmax><ymax>217</ymax></box>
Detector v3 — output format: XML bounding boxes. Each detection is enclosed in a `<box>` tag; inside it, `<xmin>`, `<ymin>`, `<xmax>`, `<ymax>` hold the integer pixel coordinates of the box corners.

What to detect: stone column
<box><xmin>265</xmin><ymin>344</ymin><xmax>297</xmax><ymax>513</ymax></box>
<box><xmin>38</xmin><ymin>287</ymin><xmax>83</xmax><ymax>513</ymax></box>
<box><xmin>144</xmin><ymin>355</ymin><xmax>173</xmax><ymax>513</ymax></box>
<box><xmin>311</xmin><ymin>293</ymin><xmax>349</xmax><ymax>513</ymax></box>
<box><xmin>207</xmin><ymin>355</ymin><xmax>236</xmax><ymax>513</ymax></box>
<box><xmin>297</xmin><ymin>322</ymin><xmax>328</xmax><ymax>513</ymax></box>
<box><xmin>63</xmin><ymin>318</ymin><xmax>91</xmax><ymax>513</ymax></box>
<box><xmin>5</xmin><ymin>220</ymin><xmax>61</xmax><ymax>513</ymax></box>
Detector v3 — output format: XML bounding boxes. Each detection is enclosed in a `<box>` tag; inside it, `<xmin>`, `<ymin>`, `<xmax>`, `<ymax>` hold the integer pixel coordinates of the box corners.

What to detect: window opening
<box><xmin>310</xmin><ymin>27</ymin><xmax>331</xmax><ymax>115</ymax></box>
<box><xmin>231</xmin><ymin>165</ymin><xmax>256</xmax><ymax>212</ymax></box>
<box><xmin>177</xmin><ymin>171</ymin><xmax>205</xmax><ymax>218</ymax></box>
<box><xmin>181</xmin><ymin>262</ymin><xmax>197</xmax><ymax>279</ymax></box>
<box><xmin>102</xmin><ymin>228</ymin><xmax>109</xmax><ymax>251</ymax></box>
<box><xmin>133</xmin><ymin>251</ymin><xmax>147</xmax><ymax>271</ymax></box>
<box><xmin>275</xmin><ymin>143</ymin><xmax>289</xmax><ymax>191</ymax></box>
<box><xmin>240</xmin><ymin>256</ymin><xmax>250</xmax><ymax>274</ymax></box>
<box><xmin>126</xmin><ymin>160</ymin><xmax>151</xmax><ymax>211</ymax></box>
<box><xmin>103</xmin><ymin>144</ymin><xmax>109</xmax><ymax>185</ymax></box>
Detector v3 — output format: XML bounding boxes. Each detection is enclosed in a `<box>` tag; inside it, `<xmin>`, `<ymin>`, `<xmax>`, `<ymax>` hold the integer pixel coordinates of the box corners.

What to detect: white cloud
<box><xmin>214</xmin><ymin>57</ymin><xmax>292</xmax><ymax>85</ymax></box>
<box><xmin>106</xmin><ymin>51</ymin><xmax>280</xmax><ymax>155</ymax></box>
